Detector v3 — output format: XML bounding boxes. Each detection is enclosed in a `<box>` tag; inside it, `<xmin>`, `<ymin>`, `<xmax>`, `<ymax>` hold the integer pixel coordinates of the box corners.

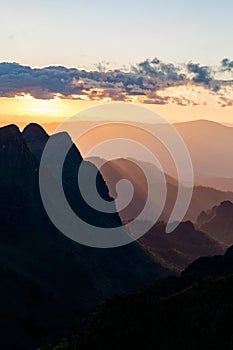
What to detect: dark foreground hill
<box><xmin>51</xmin><ymin>246</ymin><xmax>233</xmax><ymax>350</ymax></box>
<box><xmin>0</xmin><ymin>124</ymin><xmax>166</xmax><ymax>350</ymax></box>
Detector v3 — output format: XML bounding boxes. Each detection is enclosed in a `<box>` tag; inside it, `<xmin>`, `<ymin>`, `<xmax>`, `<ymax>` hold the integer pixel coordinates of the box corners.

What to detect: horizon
<box><xmin>1</xmin><ymin>116</ymin><xmax>233</xmax><ymax>133</ymax></box>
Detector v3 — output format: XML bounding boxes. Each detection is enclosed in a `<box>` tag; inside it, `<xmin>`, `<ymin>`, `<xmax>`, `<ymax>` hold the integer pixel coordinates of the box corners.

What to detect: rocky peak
<box><xmin>0</xmin><ymin>124</ymin><xmax>37</xmax><ymax>185</ymax></box>
<box><xmin>23</xmin><ymin>123</ymin><xmax>49</xmax><ymax>141</ymax></box>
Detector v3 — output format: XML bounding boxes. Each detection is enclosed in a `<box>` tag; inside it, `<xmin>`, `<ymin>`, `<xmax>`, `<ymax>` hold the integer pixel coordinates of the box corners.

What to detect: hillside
<box><xmin>50</xmin><ymin>245</ymin><xmax>233</xmax><ymax>350</ymax></box>
<box><xmin>0</xmin><ymin>124</ymin><xmax>166</xmax><ymax>349</ymax></box>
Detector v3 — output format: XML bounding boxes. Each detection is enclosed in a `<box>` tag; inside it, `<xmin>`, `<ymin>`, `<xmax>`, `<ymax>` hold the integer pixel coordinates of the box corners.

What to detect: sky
<box><xmin>0</xmin><ymin>0</ymin><xmax>233</xmax><ymax>125</ymax></box>
<box><xmin>1</xmin><ymin>0</ymin><xmax>233</xmax><ymax>67</ymax></box>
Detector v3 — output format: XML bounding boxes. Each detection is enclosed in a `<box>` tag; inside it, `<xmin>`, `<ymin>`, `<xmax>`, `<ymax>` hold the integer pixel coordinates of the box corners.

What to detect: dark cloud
<box><xmin>187</xmin><ymin>62</ymin><xmax>212</xmax><ymax>86</ymax></box>
<box><xmin>0</xmin><ymin>59</ymin><xmax>232</xmax><ymax>105</ymax></box>
<box><xmin>221</xmin><ymin>58</ymin><xmax>233</xmax><ymax>71</ymax></box>
<box><xmin>0</xmin><ymin>63</ymin><xmax>84</xmax><ymax>99</ymax></box>
<box><xmin>132</xmin><ymin>58</ymin><xmax>187</xmax><ymax>86</ymax></box>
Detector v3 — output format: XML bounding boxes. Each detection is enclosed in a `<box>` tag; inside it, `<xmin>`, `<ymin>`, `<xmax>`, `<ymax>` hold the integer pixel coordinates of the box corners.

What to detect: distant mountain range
<box><xmin>173</xmin><ymin>120</ymin><xmax>233</xmax><ymax>182</ymax></box>
<box><xmin>32</xmin><ymin>119</ymin><xmax>233</xmax><ymax>186</ymax></box>
<box><xmin>201</xmin><ymin>176</ymin><xmax>233</xmax><ymax>193</ymax></box>
<box><xmin>89</xmin><ymin>157</ymin><xmax>233</xmax><ymax>223</ymax></box>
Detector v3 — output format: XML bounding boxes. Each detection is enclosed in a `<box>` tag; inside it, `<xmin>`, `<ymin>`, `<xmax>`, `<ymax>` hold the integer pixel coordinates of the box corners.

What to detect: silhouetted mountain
<box><xmin>0</xmin><ymin>124</ymin><xmax>167</xmax><ymax>350</ymax></box>
<box><xmin>22</xmin><ymin>123</ymin><xmax>49</xmax><ymax>160</ymax></box>
<box><xmin>51</xmin><ymin>246</ymin><xmax>233</xmax><ymax>350</ymax></box>
<box><xmin>139</xmin><ymin>221</ymin><xmax>225</xmax><ymax>273</ymax></box>
<box><xmin>3</xmin><ymin>122</ymin><xmax>233</xmax><ymax>350</ymax></box>
<box><xmin>186</xmin><ymin>186</ymin><xmax>233</xmax><ymax>221</ymax></box>
<box><xmin>0</xmin><ymin>124</ymin><xmax>38</xmax><ymax>237</ymax></box>
<box><xmin>0</xmin><ymin>124</ymin><xmax>37</xmax><ymax>186</ymax></box>
<box><xmin>182</xmin><ymin>244</ymin><xmax>233</xmax><ymax>280</ymax></box>
<box><xmin>196</xmin><ymin>201</ymin><xmax>233</xmax><ymax>245</ymax></box>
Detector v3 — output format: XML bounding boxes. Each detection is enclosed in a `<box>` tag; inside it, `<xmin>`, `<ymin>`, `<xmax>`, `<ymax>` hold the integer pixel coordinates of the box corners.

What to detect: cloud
<box><xmin>218</xmin><ymin>96</ymin><xmax>233</xmax><ymax>107</ymax></box>
<box><xmin>132</xmin><ymin>58</ymin><xmax>187</xmax><ymax>88</ymax></box>
<box><xmin>187</xmin><ymin>62</ymin><xmax>212</xmax><ymax>86</ymax></box>
<box><xmin>221</xmin><ymin>58</ymin><xmax>233</xmax><ymax>71</ymax></box>
<box><xmin>0</xmin><ymin>63</ymin><xmax>83</xmax><ymax>99</ymax></box>
<box><xmin>0</xmin><ymin>59</ymin><xmax>232</xmax><ymax>106</ymax></box>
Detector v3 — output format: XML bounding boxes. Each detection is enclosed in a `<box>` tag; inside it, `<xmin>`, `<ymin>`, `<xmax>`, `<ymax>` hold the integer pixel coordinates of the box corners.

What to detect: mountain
<box><xmin>186</xmin><ymin>186</ymin><xmax>233</xmax><ymax>221</ymax></box>
<box><xmin>51</xmin><ymin>246</ymin><xmax>233</xmax><ymax>350</ymax></box>
<box><xmin>182</xmin><ymin>244</ymin><xmax>233</xmax><ymax>279</ymax></box>
<box><xmin>139</xmin><ymin>221</ymin><xmax>225</xmax><ymax>273</ymax></box>
<box><xmin>174</xmin><ymin>119</ymin><xmax>233</xmax><ymax>181</ymax></box>
<box><xmin>6</xmin><ymin>119</ymin><xmax>232</xmax><ymax>350</ymax></box>
<box><xmin>88</xmin><ymin>157</ymin><xmax>177</xmax><ymax>223</ymax></box>
<box><xmin>0</xmin><ymin>124</ymin><xmax>167</xmax><ymax>350</ymax></box>
<box><xmin>89</xmin><ymin>157</ymin><xmax>233</xmax><ymax>223</ymax></box>
<box><xmin>0</xmin><ymin>124</ymin><xmax>37</xmax><ymax>185</ymax></box>
<box><xmin>0</xmin><ymin>124</ymin><xmax>38</xmax><ymax>237</ymax></box>
<box><xmin>201</xmin><ymin>176</ymin><xmax>233</xmax><ymax>193</ymax></box>
<box><xmin>22</xmin><ymin>122</ymin><xmax>49</xmax><ymax>160</ymax></box>
<box><xmin>196</xmin><ymin>200</ymin><xmax>233</xmax><ymax>245</ymax></box>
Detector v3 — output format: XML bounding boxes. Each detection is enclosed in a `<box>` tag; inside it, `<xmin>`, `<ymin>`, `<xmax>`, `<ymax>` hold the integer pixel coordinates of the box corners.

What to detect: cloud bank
<box><xmin>0</xmin><ymin>58</ymin><xmax>233</xmax><ymax>106</ymax></box>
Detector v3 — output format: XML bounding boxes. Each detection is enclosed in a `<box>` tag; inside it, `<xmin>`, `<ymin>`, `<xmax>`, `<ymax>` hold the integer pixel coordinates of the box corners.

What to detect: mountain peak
<box><xmin>196</xmin><ymin>200</ymin><xmax>233</xmax><ymax>245</ymax></box>
<box><xmin>220</xmin><ymin>200</ymin><xmax>233</xmax><ymax>207</ymax></box>
<box><xmin>23</xmin><ymin>123</ymin><xmax>49</xmax><ymax>140</ymax></box>
<box><xmin>0</xmin><ymin>124</ymin><xmax>21</xmax><ymax>138</ymax></box>
<box><xmin>22</xmin><ymin>123</ymin><xmax>49</xmax><ymax>161</ymax></box>
<box><xmin>0</xmin><ymin>124</ymin><xmax>37</xmax><ymax>185</ymax></box>
<box><xmin>50</xmin><ymin>131</ymin><xmax>72</xmax><ymax>143</ymax></box>
<box><xmin>179</xmin><ymin>221</ymin><xmax>195</xmax><ymax>231</ymax></box>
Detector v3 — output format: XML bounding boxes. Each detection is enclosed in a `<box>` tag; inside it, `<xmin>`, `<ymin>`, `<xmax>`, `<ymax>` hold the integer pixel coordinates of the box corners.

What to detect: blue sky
<box><xmin>1</xmin><ymin>0</ymin><xmax>233</xmax><ymax>67</ymax></box>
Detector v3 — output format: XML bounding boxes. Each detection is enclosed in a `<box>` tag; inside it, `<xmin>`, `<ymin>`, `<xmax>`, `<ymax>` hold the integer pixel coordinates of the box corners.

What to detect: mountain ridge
<box><xmin>0</xmin><ymin>123</ymin><xmax>167</xmax><ymax>349</ymax></box>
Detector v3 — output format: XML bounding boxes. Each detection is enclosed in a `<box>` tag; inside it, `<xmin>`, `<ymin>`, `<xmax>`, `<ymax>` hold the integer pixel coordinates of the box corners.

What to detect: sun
<box><xmin>0</xmin><ymin>94</ymin><xmax>100</xmax><ymax>126</ymax></box>
<box><xmin>14</xmin><ymin>93</ymin><xmax>63</xmax><ymax>117</ymax></box>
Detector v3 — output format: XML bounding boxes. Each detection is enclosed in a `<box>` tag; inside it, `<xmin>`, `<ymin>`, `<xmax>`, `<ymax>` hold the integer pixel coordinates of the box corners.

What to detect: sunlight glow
<box><xmin>14</xmin><ymin>93</ymin><xmax>35</xmax><ymax>100</ymax></box>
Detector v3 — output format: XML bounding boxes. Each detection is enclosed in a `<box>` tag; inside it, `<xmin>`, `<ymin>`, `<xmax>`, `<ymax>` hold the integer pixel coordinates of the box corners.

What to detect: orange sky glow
<box><xmin>0</xmin><ymin>84</ymin><xmax>233</xmax><ymax>130</ymax></box>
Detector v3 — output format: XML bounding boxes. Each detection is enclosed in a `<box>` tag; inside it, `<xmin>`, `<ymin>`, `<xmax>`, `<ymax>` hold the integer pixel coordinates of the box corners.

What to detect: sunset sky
<box><xmin>1</xmin><ymin>0</ymin><xmax>233</xmax><ymax>126</ymax></box>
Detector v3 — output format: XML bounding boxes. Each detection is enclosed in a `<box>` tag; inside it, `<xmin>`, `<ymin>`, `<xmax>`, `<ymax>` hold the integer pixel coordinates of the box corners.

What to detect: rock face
<box><xmin>196</xmin><ymin>200</ymin><xmax>233</xmax><ymax>245</ymax></box>
<box><xmin>0</xmin><ymin>124</ymin><xmax>166</xmax><ymax>350</ymax></box>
